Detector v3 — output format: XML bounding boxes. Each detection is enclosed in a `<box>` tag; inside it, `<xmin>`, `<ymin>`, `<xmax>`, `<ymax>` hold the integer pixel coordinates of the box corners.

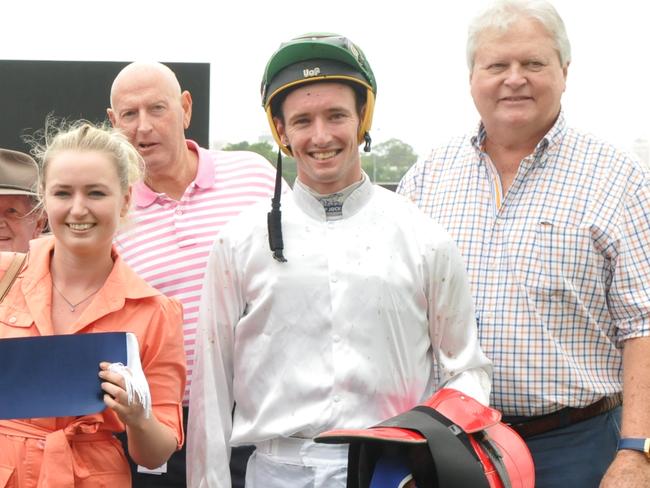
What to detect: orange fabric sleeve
<box><xmin>139</xmin><ymin>296</ymin><xmax>186</xmax><ymax>449</ymax></box>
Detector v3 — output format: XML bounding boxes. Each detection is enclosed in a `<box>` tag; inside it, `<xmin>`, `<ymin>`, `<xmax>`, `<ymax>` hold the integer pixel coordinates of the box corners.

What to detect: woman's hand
<box><xmin>98</xmin><ymin>361</ymin><xmax>177</xmax><ymax>469</ymax></box>
<box><xmin>98</xmin><ymin>361</ymin><xmax>148</xmax><ymax>428</ymax></box>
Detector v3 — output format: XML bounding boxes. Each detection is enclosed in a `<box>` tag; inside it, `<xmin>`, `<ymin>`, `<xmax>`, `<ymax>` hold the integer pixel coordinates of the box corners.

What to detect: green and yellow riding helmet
<box><xmin>261</xmin><ymin>32</ymin><xmax>378</xmax><ymax>155</ymax></box>
<box><xmin>261</xmin><ymin>33</ymin><xmax>378</xmax><ymax>263</ymax></box>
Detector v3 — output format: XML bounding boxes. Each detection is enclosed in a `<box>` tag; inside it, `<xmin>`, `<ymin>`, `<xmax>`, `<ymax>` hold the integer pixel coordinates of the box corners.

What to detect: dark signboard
<box><xmin>0</xmin><ymin>60</ymin><xmax>210</xmax><ymax>153</ymax></box>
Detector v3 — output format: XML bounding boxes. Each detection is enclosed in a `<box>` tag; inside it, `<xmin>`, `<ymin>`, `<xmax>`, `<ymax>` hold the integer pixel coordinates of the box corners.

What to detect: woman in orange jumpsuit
<box><xmin>0</xmin><ymin>122</ymin><xmax>186</xmax><ymax>487</ymax></box>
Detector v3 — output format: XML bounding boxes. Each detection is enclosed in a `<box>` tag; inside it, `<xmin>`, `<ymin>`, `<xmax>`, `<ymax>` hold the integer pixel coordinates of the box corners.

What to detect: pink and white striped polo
<box><xmin>115</xmin><ymin>140</ymin><xmax>278</xmax><ymax>403</ymax></box>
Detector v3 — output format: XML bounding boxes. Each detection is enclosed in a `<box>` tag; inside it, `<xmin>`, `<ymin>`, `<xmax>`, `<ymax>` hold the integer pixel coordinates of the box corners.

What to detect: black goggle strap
<box><xmin>267</xmin><ymin>148</ymin><xmax>287</xmax><ymax>262</ymax></box>
<box><xmin>377</xmin><ymin>406</ymin><xmax>490</xmax><ymax>488</ymax></box>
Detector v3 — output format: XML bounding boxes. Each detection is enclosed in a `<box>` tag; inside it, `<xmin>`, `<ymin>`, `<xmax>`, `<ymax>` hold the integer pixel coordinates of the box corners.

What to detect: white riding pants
<box><xmin>246</xmin><ymin>437</ymin><xmax>348</xmax><ymax>488</ymax></box>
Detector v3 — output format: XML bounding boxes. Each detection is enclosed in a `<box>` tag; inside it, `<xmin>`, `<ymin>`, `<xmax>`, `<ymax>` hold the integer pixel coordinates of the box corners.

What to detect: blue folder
<box><xmin>0</xmin><ymin>332</ymin><xmax>128</xmax><ymax>420</ymax></box>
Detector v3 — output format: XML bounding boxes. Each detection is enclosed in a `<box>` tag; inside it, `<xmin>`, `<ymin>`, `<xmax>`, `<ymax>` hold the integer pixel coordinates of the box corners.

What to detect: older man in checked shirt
<box><xmin>398</xmin><ymin>1</ymin><xmax>650</xmax><ymax>487</ymax></box>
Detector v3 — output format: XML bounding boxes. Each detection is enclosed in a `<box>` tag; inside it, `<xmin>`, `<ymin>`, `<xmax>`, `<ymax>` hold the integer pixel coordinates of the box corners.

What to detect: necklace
<box><xmin>52</xmin><ymin>281</ymin><xmax>101</xmax><ymax>312</ymax></box>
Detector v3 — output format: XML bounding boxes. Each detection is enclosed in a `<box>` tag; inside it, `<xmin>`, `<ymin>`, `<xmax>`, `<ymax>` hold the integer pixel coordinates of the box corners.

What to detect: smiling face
<box><xmin>470</xmin><ymin>17</ymin><xmax>568</xmax><ymax>142</ymax></box>
<box><xmin>0</xmin><ymin>195</ymin><xmax>44</xmax><ymax>252</ymax></box>
<box><xmin>275</xmin><ymin>82</ymin><xmax>363</xmax><ymax>194</ymax></box>
<box><xmin>43</xmin><ymin>150</ymin><xmax>131</xmax><ymax>259</ymax></box>
<box><xmin>107</xmin><ymin>64</ymin><xmax>192</xmax><ymax>181</ymax></box>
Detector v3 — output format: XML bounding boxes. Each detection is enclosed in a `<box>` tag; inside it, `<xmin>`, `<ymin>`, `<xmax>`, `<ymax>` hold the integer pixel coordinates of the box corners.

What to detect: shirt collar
<box><xmin>471</xmin><ymin>122</ymin><xmax>488</xmax><ymax>154</ymax></box>
<box><xmin>293</xmin><ymin>173</ymin><xmax>374</xmax><ymax>221</ymax></box>
<box><xmin>471</xmin><ymin>110</ymin><xmax>566</xmax><ymax>149</ymax></box>
<box><xmin>190</xmin><ymin>140</ymin><xmax>217</xmax><ymax>189</ymax></box>
<box><xmin>22</xmin><ymin>235</ymin><xmax>159</xmax><ymax>302</ymax></box>
<box><xmin>470</xmin><ymin>110</ymin><xmax>567</xmax><ymax>168</ymax></box>
<box><xmin>104</xmin><ymin>252</ymin><xmax>162</xmax><ymax>301</ymax></box>
<box><xmin>133</xmin><ymin>139</ymin><xmax>214</xmax><ymax>208</ymax></box>
<box><xmin>528</xmin><ymin>112</ymin><xmax>566</xmax><ymax>168</ymax></box>
<box><xmin>543</xmin><ymin>111</ymin><xmax>566</xmax><ymax>151</ymax></box>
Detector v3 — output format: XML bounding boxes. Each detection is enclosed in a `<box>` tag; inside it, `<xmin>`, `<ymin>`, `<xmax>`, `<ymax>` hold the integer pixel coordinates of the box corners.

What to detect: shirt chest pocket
<box><xmin>523</xmin><ymin>221</ymin><xmax>602</xmax><ymax>297</ymax></box>
<box><xmin>0</xmin><ymin>306</ymin><xmax>34</xmax><ymax>330</ymax></box>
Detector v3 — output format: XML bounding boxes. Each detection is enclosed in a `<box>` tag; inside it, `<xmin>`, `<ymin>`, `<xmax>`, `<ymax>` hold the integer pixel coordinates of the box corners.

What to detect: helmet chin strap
<box><xmin>267</xmin><ymin>147</ymin><xmax>287</xmax><ymax>262</ymax></box>
<box><xmin>363</xmin><ymin>132</ymin><xmax>372</xmax><ymax>152</ymax></box>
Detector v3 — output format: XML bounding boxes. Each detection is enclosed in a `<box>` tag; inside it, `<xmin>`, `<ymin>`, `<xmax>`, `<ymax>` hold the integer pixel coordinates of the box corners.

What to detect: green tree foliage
<box><xmin>222</xmin><ymin>141</ymin><xmax>297</xmax><ymax>186</ymax></box>
<box><xmin>360</xmin><ymin>138</ymin><xmax>418</xmax><ymax>183</ymax></box>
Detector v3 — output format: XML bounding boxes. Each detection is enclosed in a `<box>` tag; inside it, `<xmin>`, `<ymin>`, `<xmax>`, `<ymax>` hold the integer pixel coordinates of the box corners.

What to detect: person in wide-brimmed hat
<box><xmin>0</xmin><ymin>148</ymin><xmax>47</xmax><ymax>252</ymax></box>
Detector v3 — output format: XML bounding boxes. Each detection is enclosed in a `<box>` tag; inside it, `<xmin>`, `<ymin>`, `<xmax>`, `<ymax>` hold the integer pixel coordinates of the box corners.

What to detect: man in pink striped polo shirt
<box><xmin>107</xmin><ymin>61</ymin><xmax>279</xmax><ymax>488</ymax></box>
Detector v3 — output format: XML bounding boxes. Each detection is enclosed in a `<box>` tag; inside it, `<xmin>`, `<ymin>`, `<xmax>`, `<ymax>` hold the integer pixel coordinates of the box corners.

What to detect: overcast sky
<box><xmin>2</xmin><ymin>0</ymin><xmax>649</xmax><ymax>159</ymax></box>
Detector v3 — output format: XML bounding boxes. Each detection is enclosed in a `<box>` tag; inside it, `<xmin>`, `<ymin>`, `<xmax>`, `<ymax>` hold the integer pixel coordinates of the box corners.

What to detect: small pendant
<box><xmin>70</xmin><ymin>306</ymin><xmax>76</xmax><ymax>312</ymax></box>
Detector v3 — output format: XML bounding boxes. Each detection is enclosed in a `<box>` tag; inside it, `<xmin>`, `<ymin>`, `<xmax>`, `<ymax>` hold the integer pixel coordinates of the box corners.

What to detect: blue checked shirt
<box><xmin>398</xmin><ymin>113</ymin><xmax>650</xmax><ymax>416</ymax></box>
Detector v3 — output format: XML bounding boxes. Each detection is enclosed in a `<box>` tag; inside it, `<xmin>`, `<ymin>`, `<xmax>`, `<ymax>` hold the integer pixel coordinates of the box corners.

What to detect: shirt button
<box><xmin>37</xmin><ymin>439</ymin><xmax>45</xmax><ymax>450</ymax></box>
<box><xmin>175</xmin><ymin>209</ymin><xmax>183</xmax><ymax>216</ymax></box>
<box><xmin>333</xmin><ymin>395</ymin><xmax>341</xmax><ymax>403</ymax></box>
<box><xmin>333</xmin><ymin>334</ymin><xmax>341</xmax><ymax>343</ymax></box>
<box><xmin>8</xmin><ymin>316</ymin><xmax>16</xmax><ymax>324</ymax></box>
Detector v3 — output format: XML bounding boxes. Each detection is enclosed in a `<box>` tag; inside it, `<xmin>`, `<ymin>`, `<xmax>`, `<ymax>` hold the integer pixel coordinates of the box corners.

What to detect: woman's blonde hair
<box><xmin>30</xmin><ymin>119</ymin><xmax>143</xmax><ymax>205</ymax></box>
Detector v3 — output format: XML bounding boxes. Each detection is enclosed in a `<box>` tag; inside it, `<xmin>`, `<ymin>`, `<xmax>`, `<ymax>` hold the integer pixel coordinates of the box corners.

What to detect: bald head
<box><xmin>107</xmin><ymin>61</ymin><xmax>193</xmax><ymax>189</ymax></box>
<box><xmin>110</xmin><ymin>62</ymin><xmax>182</xmax><ymax>108</ymax></box>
